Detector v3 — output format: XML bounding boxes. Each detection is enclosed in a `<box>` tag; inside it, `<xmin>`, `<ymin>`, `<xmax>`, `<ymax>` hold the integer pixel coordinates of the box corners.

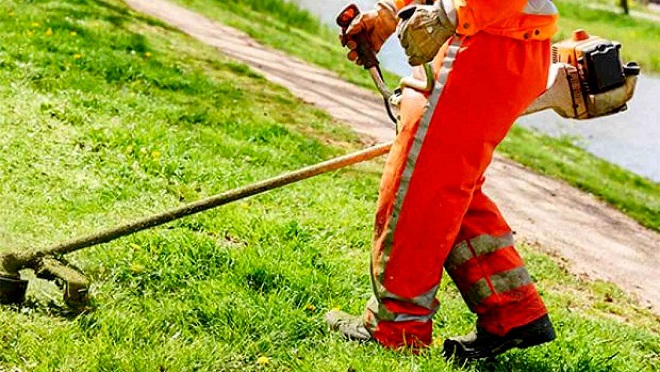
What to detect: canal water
<box><xmin>292</xmin><ymin>0</ymin><xmax>660</xmax><ymax>182</ymax></box>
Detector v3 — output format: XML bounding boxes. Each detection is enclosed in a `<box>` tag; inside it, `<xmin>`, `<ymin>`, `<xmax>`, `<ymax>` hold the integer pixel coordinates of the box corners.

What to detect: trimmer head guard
<box><xmin>35</xmin><ymin>257</ymin><xmax>91</xmax><ymax>309</ymax></box>
<box><xmin>0</xmin><ymin>254</ymin><xmax>90</xmax><ymax>309</ymax></box>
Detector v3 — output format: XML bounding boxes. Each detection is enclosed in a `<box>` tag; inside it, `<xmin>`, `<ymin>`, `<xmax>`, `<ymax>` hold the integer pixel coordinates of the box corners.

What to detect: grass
<box><xmin>170</xmin><ymin>0</ymin><xmax>660</xmax><ymax>231</ymax></box>
<box><xmin>0</xmin><ymin>0</ymin><xmax>658</xmax><ymax>370</ymax></box>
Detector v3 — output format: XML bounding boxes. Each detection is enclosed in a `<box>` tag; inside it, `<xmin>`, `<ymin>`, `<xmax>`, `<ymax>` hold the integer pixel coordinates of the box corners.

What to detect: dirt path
<box><xmin>123</xmin><ymin>0</ymin><xmax>660</xmax><ymax>313</ymax></box>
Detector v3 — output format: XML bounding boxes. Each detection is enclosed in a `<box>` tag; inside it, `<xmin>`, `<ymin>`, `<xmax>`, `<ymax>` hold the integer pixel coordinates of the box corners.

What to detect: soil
<box><xmin>124</xmin><ymin>0</ymin><xmax>660</xmax><ymax>314</ymax></box>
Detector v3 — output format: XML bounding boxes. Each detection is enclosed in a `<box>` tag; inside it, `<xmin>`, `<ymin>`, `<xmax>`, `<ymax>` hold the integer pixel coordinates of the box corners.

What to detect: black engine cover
<box><xmin>583</xmin><ymin>42</ymin><xmax>625</xmax><ymax>94</ymax></box>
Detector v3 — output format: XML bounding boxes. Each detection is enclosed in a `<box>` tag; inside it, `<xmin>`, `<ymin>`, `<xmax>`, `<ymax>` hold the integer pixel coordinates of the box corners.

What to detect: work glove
<box><xmin>397</xmin><ymin>2</ymin><xmax>456</xmax><ymax>66</ymax></box>
<box><xmin>341</xmin><ymin>1</ymin><xmax>398</xmax><ymax>66</ymax></box>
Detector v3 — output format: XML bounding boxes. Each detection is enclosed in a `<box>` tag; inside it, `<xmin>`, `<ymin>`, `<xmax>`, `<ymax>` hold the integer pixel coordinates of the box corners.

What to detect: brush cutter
<box><xmin>0</xmin><ymin>142</ymin><xmax>392</xmax><ymax>307</ymax></box>
<box><xmin>0</xmin><ymin>4</ymin><xmax>640</xmax><ymax>309</ymax></box>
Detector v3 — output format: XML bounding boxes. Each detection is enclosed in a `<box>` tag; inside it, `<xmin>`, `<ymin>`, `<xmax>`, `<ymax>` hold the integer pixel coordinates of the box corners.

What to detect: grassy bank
<box><xmin>172</xmin><ymin>0</ymin><xmax>660</xmax><ymax>230</ymax></box>
<box><xmin>0</xmin><ymin>0</ymin><xmax>658</xmax><ymax>370</ymax></box>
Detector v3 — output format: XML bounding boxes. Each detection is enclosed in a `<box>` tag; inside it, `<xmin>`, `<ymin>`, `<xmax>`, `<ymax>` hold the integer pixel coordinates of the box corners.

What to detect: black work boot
<box><xmin>443</xmin><ymin>314</ymin><xmax>556</xmax><ymax>362</ymax></box>
<box><xmin>325</xmin><ymin>310</ymin><xmax>372</xmax><ymax>342</ymax></box>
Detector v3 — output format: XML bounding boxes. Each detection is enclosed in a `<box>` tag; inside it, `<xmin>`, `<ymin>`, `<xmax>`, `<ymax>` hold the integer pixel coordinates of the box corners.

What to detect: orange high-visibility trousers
<box><xmin>363</xmin><ymin>32</ymin><xmax>551</xmax><ymax>349</ymax></box>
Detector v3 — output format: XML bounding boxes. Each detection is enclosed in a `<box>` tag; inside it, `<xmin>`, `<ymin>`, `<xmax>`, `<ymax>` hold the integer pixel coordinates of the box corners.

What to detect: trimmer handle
<box><xmin>336</xmin><ymin>3</ymin><xmax>380</xmax><ymax>69</ymax></box>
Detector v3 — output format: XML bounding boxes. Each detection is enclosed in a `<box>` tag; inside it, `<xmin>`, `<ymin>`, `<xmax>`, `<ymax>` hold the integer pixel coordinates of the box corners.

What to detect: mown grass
<box><xmin>0</xmin><ymin>0</ymin><xmax>658</xmax><ymax>371</ymax></box>
<box><xmin>172</xmin><ymin>0</ymin><xmax>660</xmax><ymax>230</ymax></box>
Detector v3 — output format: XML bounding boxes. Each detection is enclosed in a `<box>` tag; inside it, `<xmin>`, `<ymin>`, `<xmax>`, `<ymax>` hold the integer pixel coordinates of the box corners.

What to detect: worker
<box><xmin>326</xmin><ymin>0</ymin><xmax>560</xmax><ymax>361</ymax></box>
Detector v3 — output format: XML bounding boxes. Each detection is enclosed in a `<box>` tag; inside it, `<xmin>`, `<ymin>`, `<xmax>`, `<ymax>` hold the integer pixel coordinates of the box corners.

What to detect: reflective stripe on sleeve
<box><xmin>523</xmin><ymin>0</ymin><xmax>558</xmax><ymax>15</ymax></box>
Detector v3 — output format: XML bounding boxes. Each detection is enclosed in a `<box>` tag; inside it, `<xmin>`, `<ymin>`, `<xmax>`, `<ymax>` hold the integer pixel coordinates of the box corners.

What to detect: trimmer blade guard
<box><xmin>35</xmin><ymin>258</ymin><xmax>91</xmax><ymax>309</ymax></box>
<box><xmin>0</xmin><ymin>274</ymin><xmax>29</xmax><ymax>305</ymax></box>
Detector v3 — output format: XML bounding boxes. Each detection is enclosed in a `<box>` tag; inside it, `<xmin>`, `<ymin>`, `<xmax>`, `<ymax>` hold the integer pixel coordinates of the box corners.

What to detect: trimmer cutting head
<box><xmin>0</xmin><ymin>252</ymin><xmax>27</xmax><ymax>305</ymax></box>
<box><xmin>0</xmin><ymin>253</ymin><xmax>90</xmax><ymax>308</ymax></box>
<box><xmin>0</xmin><ymin>273</ymin><xmax>29</xmax><ymax>305</ymax></box>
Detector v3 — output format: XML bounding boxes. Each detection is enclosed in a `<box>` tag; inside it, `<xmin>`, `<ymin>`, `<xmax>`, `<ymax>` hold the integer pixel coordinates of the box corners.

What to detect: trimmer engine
<box><xmin>525</xmin><ymin>29</ymin><xmax>640</xmax><ymax>119</ymax></box>
<box><xmin>554</xmin><ymin>29</ymin><xmax>626</xmax><ymax>94</ymax></box>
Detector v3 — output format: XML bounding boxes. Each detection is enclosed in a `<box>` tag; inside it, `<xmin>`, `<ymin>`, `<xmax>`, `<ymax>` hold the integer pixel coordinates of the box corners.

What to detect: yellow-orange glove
<box><xmin>341</xmin><ymin>1</ymin><xmax>398</xmax><ymax>66</ymax></box>
<box><xmin>397</xmin><ymin>2</ymin><xmax>456</xmax><ymax>66</ymax></box>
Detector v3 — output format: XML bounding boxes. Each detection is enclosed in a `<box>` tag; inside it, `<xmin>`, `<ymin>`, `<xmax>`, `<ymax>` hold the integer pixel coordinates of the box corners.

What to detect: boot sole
<box><xmin>444</xmin><ymin>328</ymin><xmax>556</xmax><ymax>361</ymax></box>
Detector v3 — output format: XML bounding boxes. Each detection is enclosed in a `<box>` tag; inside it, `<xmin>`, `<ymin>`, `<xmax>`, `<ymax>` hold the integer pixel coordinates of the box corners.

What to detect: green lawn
<box><xmin>0</xmin><ymin>0</ymin><xmax>658</xmax><ymax>371</ymax></box>
<box><xmin>171</xmin><ymin>0</ymin><xmax>660</xmax><ymax>230</ymax></box>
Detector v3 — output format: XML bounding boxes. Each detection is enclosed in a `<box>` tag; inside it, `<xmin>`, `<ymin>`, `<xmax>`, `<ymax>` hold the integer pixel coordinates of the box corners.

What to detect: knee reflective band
<box><xmin>446</xmin><ymin>233</ymin><xmax>515</xmax><ymax>271</ymax></box>
<box><xmin>447</xmin><ymin>185</ymin><xmax>548</xmax><ymax>337</ymax></box>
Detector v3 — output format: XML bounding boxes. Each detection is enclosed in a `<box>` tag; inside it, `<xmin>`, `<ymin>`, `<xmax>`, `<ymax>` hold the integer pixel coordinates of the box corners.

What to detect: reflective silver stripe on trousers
<box><xmin>462</xmin><ymin>267</ymin><xmax>533</xmax><ymax>310</ymax></box>
<box><xmin>374</xmin><ymin>281</ymin><xmax>440</xmax><ymax>310</ymax></box>
<box><xmin>491</xmin><ymin>266</ymin><xmax>533</xmax><ymax>294</ymax></box>
<box><xmin>445</xmin><ymin>232</ymin><xmax>515</xmax><ymax>271</ymax></box>
<box><xmin>378</xmin><ymin>37</ymin><xmax>464</xmax><ymax>281</ymax></box>
<box><xmin>366</xmin><ymin>296</ymin><xmax>436</xmax><ymax>323</ymax></box>
<box><xmin>524</xmin><ymin>0</ymin><xmax>558</xmax><ymax>15</ymax></box>
<box><xmin>464</xmin><ymin>278</ymin><xmax>493</xmax><ymax>311</ymax></box>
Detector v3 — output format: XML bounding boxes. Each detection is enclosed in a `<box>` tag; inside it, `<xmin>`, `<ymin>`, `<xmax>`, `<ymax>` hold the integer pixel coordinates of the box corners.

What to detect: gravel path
<box><xmin>123</xmin><ymin>0</ymin><xmax>660</xmax><ymax>313</ymax></box>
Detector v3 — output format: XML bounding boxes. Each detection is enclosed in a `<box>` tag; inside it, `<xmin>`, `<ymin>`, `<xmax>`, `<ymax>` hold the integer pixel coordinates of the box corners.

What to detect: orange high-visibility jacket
<box><xmin>393</xmin><ymin>0</ymin><xmax>558</xmax><ymax>40</ymax></box>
